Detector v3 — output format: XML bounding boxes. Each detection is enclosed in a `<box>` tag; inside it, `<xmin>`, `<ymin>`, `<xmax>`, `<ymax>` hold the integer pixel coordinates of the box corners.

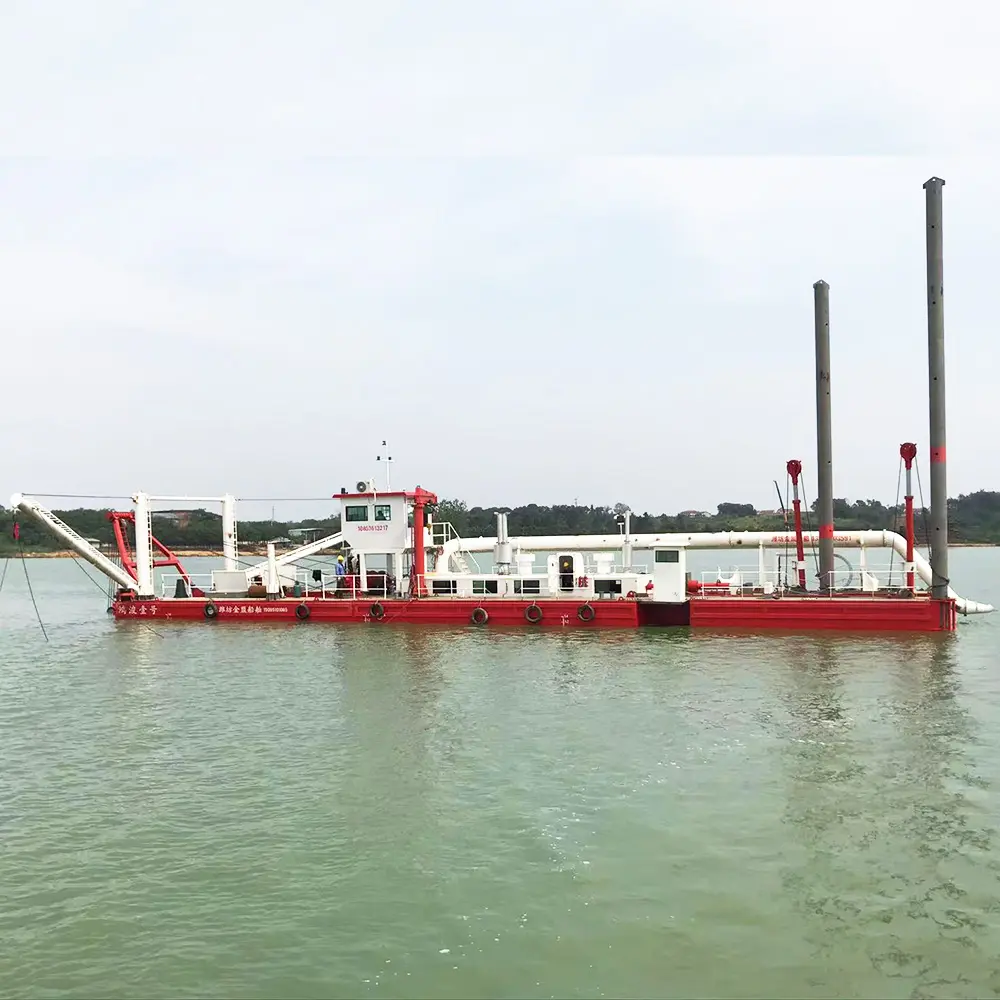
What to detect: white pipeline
<box><xmin>436</xmin><ymin>529</ymin><xmax>993</xmax><ymax>615</ymax></box>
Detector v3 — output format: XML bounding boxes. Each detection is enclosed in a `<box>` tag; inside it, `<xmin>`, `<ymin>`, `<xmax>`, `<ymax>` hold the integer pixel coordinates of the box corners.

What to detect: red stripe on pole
<box><xmin>930</xmin><ymin>446</ymin><xmax>946</xmax><ymax>463</ymax></box>
<box><xmin>819</xmin><ymin>523</ymin><xmax>834</xmax><ymax>539</ymax></box>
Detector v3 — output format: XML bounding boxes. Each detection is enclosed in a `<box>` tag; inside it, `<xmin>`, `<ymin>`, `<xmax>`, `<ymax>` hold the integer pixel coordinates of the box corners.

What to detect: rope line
<box><xmin>18</xmin><ymin>546</ymin><xmax>48</xmax><ymax>642</ymax></box>
<box><xmin>888</xmin><ymin>457</ymin><xmax>902</xmax><ymax>585</ymax></box>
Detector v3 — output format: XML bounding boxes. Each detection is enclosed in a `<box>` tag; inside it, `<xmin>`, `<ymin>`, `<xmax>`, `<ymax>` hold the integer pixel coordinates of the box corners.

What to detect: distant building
<box><xmin>288</xmin><ymin>527</ymin><xmax>323</xmax><ymax>542</ymax></box>
<box><xmin>678</xmin><ymin>509</ymin><xmax>712</xmax><ymax>518</ymax></box>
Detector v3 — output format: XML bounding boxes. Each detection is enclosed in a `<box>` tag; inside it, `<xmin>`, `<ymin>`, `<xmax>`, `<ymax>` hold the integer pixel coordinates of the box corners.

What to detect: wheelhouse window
<box><xmin>374</xmin><ymin>504</ymin><xmax>392</xmax><ymax>522</ymax></box>
<box><xmin>655</xmin><ymin>549</ymin><xmax>679</xmax><ymax>563</ymax></box>
<box><xmin>345</xmin><ymin>505</ymin><xmax>368</xmax><ymax>522</ymax></box>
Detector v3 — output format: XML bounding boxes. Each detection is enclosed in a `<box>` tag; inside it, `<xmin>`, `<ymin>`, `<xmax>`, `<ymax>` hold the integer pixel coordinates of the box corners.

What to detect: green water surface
<box><xmin>2</xmin><ymin>551</ymin><xmax>1000</xmax><ymax>998</ymax></box>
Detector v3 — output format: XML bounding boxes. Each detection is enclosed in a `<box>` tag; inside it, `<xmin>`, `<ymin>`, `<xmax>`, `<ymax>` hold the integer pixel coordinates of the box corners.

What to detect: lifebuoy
<box><xmin>204</xmin><ymin>601</ymin><xmax>218</xmax><ymax>620</ymax></box>
<box><xmin>524</xmin><ymin>603</ymin><xmax>543</xmax><ymax>624</ymax></box>
<box><xmin>295</xmin><ymin>603</ymin><xmax>310</xmax><ymax>620</ymax></box>
<box><xmin>577</xmin><ymin>603</ymin><xmax>595</xmax><ymax>622</ymax></box>
<box><xmin>370</xmin><ymin>601</ymin><xmax>385</xmax><ymax>620</ymax></box>
<box><xmin>471</xmin><ymin>607</ymin><xmax>489</xmax><ymax>625</ymax></box>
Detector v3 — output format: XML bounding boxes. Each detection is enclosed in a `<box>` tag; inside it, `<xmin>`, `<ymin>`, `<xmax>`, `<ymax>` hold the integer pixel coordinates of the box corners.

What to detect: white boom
<box><xmin>436</xmin><ymin>529</ymin><xmax>994</xmax><ymax>615</ymax></box>
<box><xmin>243</xmin><ymin>531</ymin><xmax>345</xmax><ymax>581</ymax></box>
<box><xmin>9</xmin><ymin>493</ymin><xmax>136</xmax><ymax>592</ymax></box>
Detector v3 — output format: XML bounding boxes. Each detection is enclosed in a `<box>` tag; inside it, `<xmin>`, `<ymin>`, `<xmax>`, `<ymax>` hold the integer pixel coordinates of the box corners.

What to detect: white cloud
<box><xmin>2</xmin><ymin>1</ymin><xmax>999</xmax><ymax>515</ymax></box>
<box><xmin>2</xmin><ymin>0</ymin><xmax>998</xmax><ymax>155</ymax></box>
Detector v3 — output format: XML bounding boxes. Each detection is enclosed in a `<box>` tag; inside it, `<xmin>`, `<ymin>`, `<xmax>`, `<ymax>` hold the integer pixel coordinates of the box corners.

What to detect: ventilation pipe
<box><xmin>222</xmin><ymin>493</ymin><xmax>238</xmax><ymax>572</ymax></box>
<box><xmin>494</xmin><ymin>512</ymin><xmax>512</xmax><ymax>574</ymax></box>
<box><xmin>266</xmin><ymin>542</ymin><xmax>280</xmax><ymax>598</ymax></box>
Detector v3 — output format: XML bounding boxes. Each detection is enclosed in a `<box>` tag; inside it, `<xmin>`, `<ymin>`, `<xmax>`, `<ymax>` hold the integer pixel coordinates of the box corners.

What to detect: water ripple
<box><xmin>2</xmin><ymin>557</ymin><xmax>1000</xmax><ymax>997</ymax></box>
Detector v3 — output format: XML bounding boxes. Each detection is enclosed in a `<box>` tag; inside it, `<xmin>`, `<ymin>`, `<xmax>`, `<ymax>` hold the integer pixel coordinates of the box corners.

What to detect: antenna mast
<box><xmin>376</xmin><ymin>440</ymin><xmax>393</xmax><ymax>491</ymax></box>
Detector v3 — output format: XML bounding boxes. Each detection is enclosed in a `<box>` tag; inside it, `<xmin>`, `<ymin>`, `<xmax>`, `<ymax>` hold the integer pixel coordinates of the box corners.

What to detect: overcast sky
<box><xmin>2</xmin><ymin>0</ymin><xmax>998</xmax><ymax>521</ymax></box>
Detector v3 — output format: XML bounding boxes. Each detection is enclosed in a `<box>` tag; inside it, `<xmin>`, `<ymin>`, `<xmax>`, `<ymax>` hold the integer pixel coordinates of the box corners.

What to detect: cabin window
<box><xmin>594</xmin><ymin>578</ymin><xmax>623</xmax><ymax>596</ymax></box>
<box><xmin>473</xmin><ymin>580</ymin><xmax>499</xmax><ymax>595</ymax></box>
<box><xmin>432</xmin><ymin>579</ymin><xmax>457</xmax><ymax>595</ymax></box>
<box><xmin>514</xmin><ymin>579</ymin><xmax>541</xmax><ymax>595</ymax></box>
<box><xmin>345</xmin><ymin>505</ymin><xmax>368</xmax><ymax>522</ymax></box>
<box><xmin>655</xmin><ymin>549</ymin><xmax>680</xmax><ymax>563</ymax></box>
<box><xmin>374</xmin><ymin>504</ymin><xmax>392</xmax><ymax>522</ymax></box>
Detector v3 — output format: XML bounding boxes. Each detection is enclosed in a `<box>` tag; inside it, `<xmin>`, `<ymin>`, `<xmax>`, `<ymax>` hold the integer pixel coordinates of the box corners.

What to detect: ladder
<box><xmin>10</xmin><ymin>495</ymin><xmax>136</xmax><ymax>591</ymax></box>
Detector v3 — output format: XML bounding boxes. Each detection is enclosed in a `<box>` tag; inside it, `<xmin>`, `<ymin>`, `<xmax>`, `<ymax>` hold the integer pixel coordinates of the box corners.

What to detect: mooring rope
<box><xmin>18</xmin><ymin>544</ymin><xmax>48</xmax><ymax>642</ymax></box>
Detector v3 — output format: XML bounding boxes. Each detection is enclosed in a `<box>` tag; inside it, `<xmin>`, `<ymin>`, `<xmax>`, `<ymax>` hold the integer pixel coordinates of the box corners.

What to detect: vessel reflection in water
<box><xmin>773</xmin><ymin>635</ymin><xmax>991</xmax><ymax>993</ymax></box>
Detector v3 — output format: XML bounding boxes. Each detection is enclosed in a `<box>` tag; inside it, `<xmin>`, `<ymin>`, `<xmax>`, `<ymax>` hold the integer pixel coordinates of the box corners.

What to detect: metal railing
<box><xmin>428</xmin><ymin>521</ymin><xmax>460</xmax><ymax>546</ymax></box>
<box><xmin>159</xmin><ymin>573</ymin><xmax>214</xmax><ymax>598</ymax></box>
<box><xmin>428</xmin><ymin>522</ymin><xmax>484</xmax><ymax>574</ymax></box>
<box><xmin>696</xmin><ymin>564</ymin><xmax>920</xmax><ymax>596</ymax></box>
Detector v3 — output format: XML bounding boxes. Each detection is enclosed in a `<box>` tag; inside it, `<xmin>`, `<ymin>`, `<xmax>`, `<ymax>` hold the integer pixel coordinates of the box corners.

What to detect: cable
<box><xmin>18</xmin><ymin>546</ymin><xmax>48</xmax><ymax>642</ymax></box>
<box><xmin>71</xmin><ymin>556</ymin><xmax>115</xmax><ymax>600</ymax></box>
<box><xmin>237</xmin><ymin>497</ymin><xmax>337</xmax><ymax>503</ymax></box>
<box><xmin>799</xmin><ymin>474</ymin><xmax>821</xmax><ymax>580</ymax></box>
<box><xmin>888</xmin><ymin>456</ymin><xmax>902</xmax><ymax>586</ymax></box>
<box><xmin>914</xmin><ymin>459</ymin><xmax>932</xmax><ymax>553</ymax></box>
<box><xmin>21</xmin><ymin>493</ymin><xmax>130</xmax><ymax>500</ymax></box>
<box><xmin>0</xmin><ymin>557</ymin><xmax>8</xmax><ymax>596</ymax></box>
<box><xmin>784</xmin><ymin>473</ymin><xmax>791</xmax><ymax>590</ymax></box>
<box><xmin>913</xmin><ymin>459</ymin><xmax>949</xmax><ymax>590</ymax></box>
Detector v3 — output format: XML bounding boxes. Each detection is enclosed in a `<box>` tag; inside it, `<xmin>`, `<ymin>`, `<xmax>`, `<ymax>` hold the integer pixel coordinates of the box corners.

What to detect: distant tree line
<box><xmin>433</xmin><ymin>492</ymin><xmax>1000</xmax><ymax>544</ymax></box>
<box><xmin>3</xmin><ymin>491</ymin><xmax>999</xmax><ymax>555</ymax></box>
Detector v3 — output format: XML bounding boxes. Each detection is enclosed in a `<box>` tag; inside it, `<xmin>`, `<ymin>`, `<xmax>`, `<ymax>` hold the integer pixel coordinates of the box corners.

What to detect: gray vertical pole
<box><xmin>814</xmin><ymin>279</ymin><xmax>835</xmax><ymax>592</ymax></box>
<box><xmin>924</xmin><ymin>176</ymin><xmax>949</xmax><ymax>600</ymax></box>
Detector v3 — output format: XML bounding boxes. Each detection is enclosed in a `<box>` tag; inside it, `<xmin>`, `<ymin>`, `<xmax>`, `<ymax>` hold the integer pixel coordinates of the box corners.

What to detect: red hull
<box><xmin>111</xmin><ymin>594</ymin><xmax>957</xmax><ymax>632</ymax></box>
<box><xmin>687</xmin><ymin>594</ymin><xmax>955</xmax><ymax>632</ymax></box>
<box><xmin>111</xmin><ymin>597</ymin><xmax>641</xmax><ymax>628</ymax></box>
